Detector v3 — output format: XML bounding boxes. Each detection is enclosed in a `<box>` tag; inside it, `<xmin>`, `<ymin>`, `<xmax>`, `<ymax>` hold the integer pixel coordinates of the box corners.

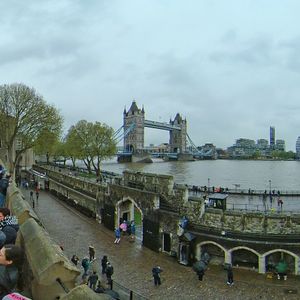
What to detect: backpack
<box><xmin>82</xmin><ymin>258</ymin><xmax>89</xmax><ymax>268</ymax></box>
<box><xmin>107</xmin><ymin>265</ymin><xmax>114</xmax><ymax>275</ymax></box>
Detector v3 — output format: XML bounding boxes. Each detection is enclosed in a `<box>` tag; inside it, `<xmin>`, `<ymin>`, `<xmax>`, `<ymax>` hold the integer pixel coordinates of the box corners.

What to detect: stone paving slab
<box><xmin>22</xmin><ymin>188</ymin><xmax>300</xmax><ymax>300</ymax></box>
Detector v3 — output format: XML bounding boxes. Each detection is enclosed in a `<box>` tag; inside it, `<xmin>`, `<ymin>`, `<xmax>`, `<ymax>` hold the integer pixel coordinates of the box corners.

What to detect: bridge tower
<box><xmin>169</xmin><ymin>113</ymin><xmax>187</xmax><ymax>153</ymax></box>
<box><xmin>123</xmin><ymin>101</ymin><xmax>145</xmax><ymax>153</ymax></box>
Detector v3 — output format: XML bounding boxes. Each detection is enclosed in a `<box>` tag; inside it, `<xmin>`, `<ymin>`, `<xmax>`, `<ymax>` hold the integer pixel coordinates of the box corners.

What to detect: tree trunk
<box><xmin>7</xmin><ymin>145</ymin><xmax>16</xmax><ymax>179</ymax></box>
<box><xmin>71</xmin><ymin>157</ymin><xmax>76</xmax><ymax>168</ymax></box>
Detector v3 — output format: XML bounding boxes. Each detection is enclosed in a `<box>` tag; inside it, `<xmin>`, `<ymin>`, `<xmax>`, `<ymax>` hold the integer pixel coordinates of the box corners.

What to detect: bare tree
<box><xmin>0</xmin><ymin>83</ymin><xmax>63</xmax><ymax>177</ymax></box>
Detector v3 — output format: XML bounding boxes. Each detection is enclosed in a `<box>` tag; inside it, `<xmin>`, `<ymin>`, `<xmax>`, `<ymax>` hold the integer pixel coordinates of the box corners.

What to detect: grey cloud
<box><xmin>278</xmin><ymin>37</ymin><xmax>300</xmax><ymax>72</ymax></box>
<box><xmin>210</xmin><ymin>36</ymin><xmax>274</xmax><ymax>66</ymax></box>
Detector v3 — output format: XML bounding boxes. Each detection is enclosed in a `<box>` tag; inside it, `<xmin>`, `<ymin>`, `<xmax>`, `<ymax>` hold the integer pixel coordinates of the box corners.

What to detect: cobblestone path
<box><xmin>22</xmin><ymin>188</ymin><xmax>300</xmax><ymax>300</ymax></box>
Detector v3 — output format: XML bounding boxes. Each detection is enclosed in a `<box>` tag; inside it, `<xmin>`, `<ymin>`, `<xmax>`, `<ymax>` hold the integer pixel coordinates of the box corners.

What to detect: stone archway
<box><xmin>116</xmin><ymin>197</ymin><xmax>144</xmax><ymax>243</ymax></box>
<box><xmin>230</xmin><ymin>246</ymin><xmax>259</xmax><ymax>270</ymax></box>
<box><xmin>196</xmin><ymin>241</ymin><xmax>226</xmax><ymax>264</ymax></box>
<box><xmin>263</xmin><ymin>249</ymin><xmax>298</xmax><ymax>275</ymax></box>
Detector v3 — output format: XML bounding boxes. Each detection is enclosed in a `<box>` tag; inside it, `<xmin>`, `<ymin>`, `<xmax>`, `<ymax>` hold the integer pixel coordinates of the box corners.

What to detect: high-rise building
<box><xmin>275</xmin><ymin>139</ymin><xmax>285</xmax><ymax>151</ymax></box>
<box><xmin>296</xmin><ymin>136</ymin><xmax>300</xmax><ymax>159</ymax></box>
<box><xmin>270</xmin><ymin>126</ymin><xmax>275</xmax><ymax>150</ymax></box>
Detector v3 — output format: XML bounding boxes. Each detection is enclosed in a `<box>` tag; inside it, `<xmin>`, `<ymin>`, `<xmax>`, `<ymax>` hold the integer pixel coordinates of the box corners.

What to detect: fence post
<box><xmin>130</xmin><ymin>290</ymin><xmax>133</xmax><ymax>300</ymax></box>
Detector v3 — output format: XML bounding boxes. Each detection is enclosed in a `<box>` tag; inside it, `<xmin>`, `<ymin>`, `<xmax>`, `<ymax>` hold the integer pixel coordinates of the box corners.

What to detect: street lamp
<box><xmin>269</xmin><ymin>180</ymin><xmax>272</xmax><ymax>193</ymax></box>
<box><xmin>208</xmin><ymin>178</ymin><xmax>210</xmax><ymax>193</ymax></box>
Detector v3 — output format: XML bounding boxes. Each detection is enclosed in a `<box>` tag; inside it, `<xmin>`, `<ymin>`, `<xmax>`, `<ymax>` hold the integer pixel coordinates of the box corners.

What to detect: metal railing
<box><xmin>110</xmin><ymin>280</ymin><xmax>149</xmax><ymax>300</ymax></box>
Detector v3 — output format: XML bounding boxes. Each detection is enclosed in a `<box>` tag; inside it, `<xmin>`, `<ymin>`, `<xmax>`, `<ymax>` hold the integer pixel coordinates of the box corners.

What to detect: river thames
<box><xmin>101</xmin><ymin>159</ymin><xmax>300</xmax><ymax>191</ymax></box>
<box><xmin>98</xmin><ymin>159</ymin><xmax>300</xmax><ymax>212</ymax></box>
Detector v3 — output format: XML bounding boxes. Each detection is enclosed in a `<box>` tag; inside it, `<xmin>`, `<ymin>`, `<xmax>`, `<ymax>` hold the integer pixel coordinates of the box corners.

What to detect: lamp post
<box><xmin>269</xmin><ymin>179</ymin><xmax>272</xmax><ymax>208</ymax></box>
<box><xmin>208</xmin><ymin>178</ymin><xmax>210</xmax><ymax>193</ymax></box>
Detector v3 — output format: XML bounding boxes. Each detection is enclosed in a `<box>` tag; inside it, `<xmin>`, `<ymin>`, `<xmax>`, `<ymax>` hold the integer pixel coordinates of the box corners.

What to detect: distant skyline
<box><xmin>1</xmin><ymin>1</ymin><xmax>300</xmax><ymax>151</ymax></box>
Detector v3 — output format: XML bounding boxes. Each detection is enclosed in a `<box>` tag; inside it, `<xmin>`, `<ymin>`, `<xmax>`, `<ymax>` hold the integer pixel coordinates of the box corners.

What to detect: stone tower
<box><xmin>123</xmin><ymin>101</ymin><xmax>145</xmax><ymax>153</ymax></box>
<box><xmin>169</xmin><ymin>113</ymin><xmax>187</xmax><ymax>153</ymax></box>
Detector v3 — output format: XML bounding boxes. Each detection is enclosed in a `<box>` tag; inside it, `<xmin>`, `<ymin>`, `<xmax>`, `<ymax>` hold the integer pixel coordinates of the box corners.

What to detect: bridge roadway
<box><xmin>22</xmin><ymin>187</ymin><xmax>300</xmax><ymax>300</ymax></box>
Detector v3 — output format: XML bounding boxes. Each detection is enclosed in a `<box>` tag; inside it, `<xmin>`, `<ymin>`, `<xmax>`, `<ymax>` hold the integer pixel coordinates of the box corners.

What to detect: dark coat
<box><xmin>2</xmin><ymin>226</ymin><xmax>17</xmax><ymax>245</ymax></box>
<box><xmin>0</xmin><ymin>265</ymin><xmax>19</xmax><ymax>298</ymax></box>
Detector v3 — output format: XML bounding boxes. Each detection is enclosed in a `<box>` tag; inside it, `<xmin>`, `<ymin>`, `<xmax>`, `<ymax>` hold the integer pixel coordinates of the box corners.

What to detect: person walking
<box><xmin>277</xmin><ymin>197</ymin><xmax>283</xmax><ymax>211</ymax></box>
<box><xmin>227</xmin><ymin>265</ymin><xmax>234</xmax><ymax>286</ymax></box>
<box><xmin>89</xmin><ymin>245</ymin><xmax>95</xmax><ymax>261</ymax></box>
<box><xmin>71</xmin><ymin>254</ymin><xmax>79</xmax><ymax>266</ymax></box>
<box><xmin>87</xmin><ymin>271</ymin><xmax>99</xmax><ymax>290</ymax></box>
<box><xmin>30</xmin><ymin>191</ymin><xmax>35</xmax><ymax>209</ymax></box>
<box><xmin>119</xmin><ymin>220</ymin><xmax>127</xmax><ymax>235</ymax></box>
<box><xmin>81</xmin><ymin>256</ymin><xmax>90</xmax><ymax>276</ymax></box>
<box><xmin>106</xmin><ymin>262</ymin><xmax>114</xmax><ymax>285</ymax></box>
<box><xmin>101</xmin><ymin>255</ymin><xmax>108</xmax><ymax>274</ymax></box>
<box><xmin>35</xmin><ymin>190</ymin><xmax>39</xmax><ymax>205</ymax></box>
<box><xmin>152</xmin><ymin>266</ymin><xmax>162</xmax><ymax>286</ymax></box>
<box><xmin>114</xmin><ymin>227</ymin><xmax>121</xmax><ymax>244</ymax></box>
<box><xmin>197</xmin><ymin>269</ymin><xmax>205</xmax><ymax>281</ymax></box>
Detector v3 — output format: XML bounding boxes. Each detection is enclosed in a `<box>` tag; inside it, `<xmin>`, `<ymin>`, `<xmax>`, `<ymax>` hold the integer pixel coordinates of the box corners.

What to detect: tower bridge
<box><xmin>123</xmin><ymin>100</ymin><xmax>187</xmax><ymax>154</ymax></box>
<box><xmin>115</xmin><ymin>100</ymin><xmax>215</xmax><ymax>161</ymax></box>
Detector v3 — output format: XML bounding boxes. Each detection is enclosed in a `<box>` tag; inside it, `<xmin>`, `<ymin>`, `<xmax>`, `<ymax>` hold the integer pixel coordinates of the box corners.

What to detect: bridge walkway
<box><xmin>21</xmin><ymin>187</ymin><xmax>300</xmax><ymax>300</ymax></box>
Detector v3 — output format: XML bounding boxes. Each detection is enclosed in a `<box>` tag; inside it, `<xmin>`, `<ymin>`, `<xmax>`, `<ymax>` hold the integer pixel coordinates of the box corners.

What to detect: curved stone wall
<box><xmin>6</xmin><ymin>183</ymin><xmax>106</xmax><ymax>300</ymax></box>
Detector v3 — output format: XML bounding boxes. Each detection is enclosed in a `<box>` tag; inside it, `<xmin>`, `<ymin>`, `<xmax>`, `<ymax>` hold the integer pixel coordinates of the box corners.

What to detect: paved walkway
<box><xmin>22</xmin><ymin>188</ymin><xmax>300</xmax><ymax>300</ymax></box>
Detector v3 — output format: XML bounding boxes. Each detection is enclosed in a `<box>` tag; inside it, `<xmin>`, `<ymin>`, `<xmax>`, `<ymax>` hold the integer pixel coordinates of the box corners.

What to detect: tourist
<box><xmin>114</xmin><ymin>227</ymin><xmax>121</xmax><ymax>244</ymax></box>
<box><xmin>119</xmin><ymin>220</ymin><xmax>127</xmax><ymax>235</ymax></box>
<box><xmin>88</xmin><ymin>245</ymin><xmax>95</xmax><ymax>261</ymax></box>
<box><xmin>35</xmin><ymin>191</ymin><xmax>39</xmax><ymax>204</ymax></box>
<box><xmin>87</xmin><ymin>271</ymin><xmax>98</xmax><ymax>290</ymax></box>
<box><xmin>130</xmin><ymin>221</ymin><xmax>136</xmax><ymax>241</ymax></box>
<box><xmin>277</xmin><ymin>197</ymin><xmax>283</xmax><ymax>211</ymax></box>
<box><xmin>0</xmin><ymin>244</ymin><xmax>24</xmax><ymax>298</ymax></box>
<box><xmin>197</xmin><ymin>269</ymin><xmax>204</xmax><ymax>281</ymax></box>
<box><xmin>226</xmin><ymin>265</ymin><xmax>234</xmax><ymax>286</ymax></box>
<box><xmin>0</xmin><ymin>208</ymin><xmax>19</xmax><ymax>245</ymax></box>
<box><xmin>81</xmin><ymin>256</ymin><xmax>90</xmax><ymax>275</ymax></box>
<box><xmin>71</xmin><ymin>254</ymin><xmax>79</xmax><ymax>266</ymax></box>
<box><xmin>105</xmin><ymin>262</ymin><xmax>114</xmax><ymax>285</ymax></box>
<box><xmin>152</xmin><ymin>266</ymin><xmax>162</xmax><ymax>286</ymax></box>
<box><xmin>276</xmin><ymin>259</ymin><xmax>287</xmax><ymax>280</ymax></box>
<box><xmin>101</xmin><ymin>255</ymin><xmax>108</xmax><ymax>274</ymax></box>
<box><xmin>0</xmin><ymin>208</ymin><xmax>19</xmax><ymax>232</ymax></box>
<box><xmin>29</xmin><ymin>191</ymin><xmax>34</xmax><ymax>203</ymax></box>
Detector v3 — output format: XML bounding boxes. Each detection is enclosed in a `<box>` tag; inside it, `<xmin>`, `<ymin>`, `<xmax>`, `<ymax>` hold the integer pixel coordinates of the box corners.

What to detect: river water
<box><xmin>100</xmin><ymin>159</ymin><xmax>300</xmax><ymax>192</ymax></box>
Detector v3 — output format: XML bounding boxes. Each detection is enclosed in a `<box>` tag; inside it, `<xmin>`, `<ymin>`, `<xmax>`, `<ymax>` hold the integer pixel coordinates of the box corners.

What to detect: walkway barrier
<box><xmin>7</xmin><ymin>185</ymin><xmax>40</xmax><ymax>226</ymax></box>
<box><xmin>6</xmin><ymin>183</ymin><xmax>109</xmax><ymax>300</ymax></box>
<box><xmin>59</xmin><ymin>284</ymin><xmax>105</xmax><ymax>299</ymax></box>
<box><xmin>19</xmin><ymin>218</ymin><xmax>79</xmax><ymax>299</ymax></box>
<box><xmin>111</xmin><ymin>280</ymin><xmax>149</xmax><ymax>300</ymax></box>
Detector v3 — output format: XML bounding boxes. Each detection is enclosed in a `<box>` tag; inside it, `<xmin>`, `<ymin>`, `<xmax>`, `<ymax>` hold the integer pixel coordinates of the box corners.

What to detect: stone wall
<box><xmin>123</xmin><ymin>170</ymin><xmax>174</xmax><ymax>195</ymax></box>
<box><xmin>6</xmin><ymin>183</ymin><xmax>107</xmax><ymax>300</ymax></box>
<box><xmin>34</xmin><ymin>164</ymin><xmax>300</xmax><ymax>236</ymax></box>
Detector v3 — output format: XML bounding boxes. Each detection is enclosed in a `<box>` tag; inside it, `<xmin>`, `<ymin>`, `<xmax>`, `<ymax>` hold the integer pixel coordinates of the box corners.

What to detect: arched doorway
<box><xmin>116</xmin><ymin>198</ymin><xmax>143</xmax><ymax>243</ymax></box>
<box><xmin>265</xmin><ymin>249</ymin><xmax>297</xmax><ymax>275</ymax></box>
<box><xmin>231</xmin><ymin>247</ymin><xmax>259</xmax><ymax>270</ymax></box>
<box><xmin>196</xmin><ymin>241</ymin><xmax>226</xmax><ymax>265</ymax></box>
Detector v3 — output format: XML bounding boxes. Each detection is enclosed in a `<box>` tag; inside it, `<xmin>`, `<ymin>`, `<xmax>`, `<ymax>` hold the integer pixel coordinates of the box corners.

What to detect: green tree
<box><xmin>69</xmin><ymin>120</ymin><xmax>116</xmax><ymax>175</ymax></box>
<box><xmin>34</xmin><ymin>128</ymin><xmax>60</xmax><ymax>163</ymax></box>
<box><xmin>0</xmin><ymin>83</ymin><xmax>63</xmax><ymax>176</ymax></box>
<box><xmin>71</xmin><ymin>120</ymin><xmax>94</xmax><ymax>173</ymax></box>
<box><xmin>64</xmin><ymin>126</ymin><xmax>83</xmax><ymax>168</ymax></box>
<box><xmin>52</xmin><ymin>140</ymin><xmax>69</xmax><ymax>166</ymax></box>
<box><xmin>90</xmin><ymin>122</ymin><xmax>116</xmax><ymax>176</ymax></box>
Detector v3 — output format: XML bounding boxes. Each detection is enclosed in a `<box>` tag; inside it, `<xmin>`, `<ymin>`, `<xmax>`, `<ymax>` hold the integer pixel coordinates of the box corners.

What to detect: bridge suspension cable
<box><xmin>113</xmin><ymin>123</ymin><xmax>136</xmax><ymax>144</ymax></box>
<box><xmin>186</xmin><ymin>133</ymin><xmax>201</xmax><ymax>154</ymax></box>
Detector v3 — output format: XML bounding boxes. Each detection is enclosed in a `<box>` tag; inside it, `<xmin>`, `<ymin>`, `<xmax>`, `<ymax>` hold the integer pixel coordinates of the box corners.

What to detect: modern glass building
<box><xmin>270</xmin><ymin>126</ymin><xmax>275</xmax><ymax>150</ymax></box>
<box><xmin>296</xmin><ymin>136</ymin><xmax>300</xmax><ymax>159</ymax></box>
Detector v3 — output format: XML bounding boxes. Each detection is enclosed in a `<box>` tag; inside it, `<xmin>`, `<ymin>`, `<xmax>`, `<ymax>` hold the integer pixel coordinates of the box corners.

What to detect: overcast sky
<box><xmin>1</xmin><ymin>0</ymin><xmax>300</xmax><ymax>151</ymax></box>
